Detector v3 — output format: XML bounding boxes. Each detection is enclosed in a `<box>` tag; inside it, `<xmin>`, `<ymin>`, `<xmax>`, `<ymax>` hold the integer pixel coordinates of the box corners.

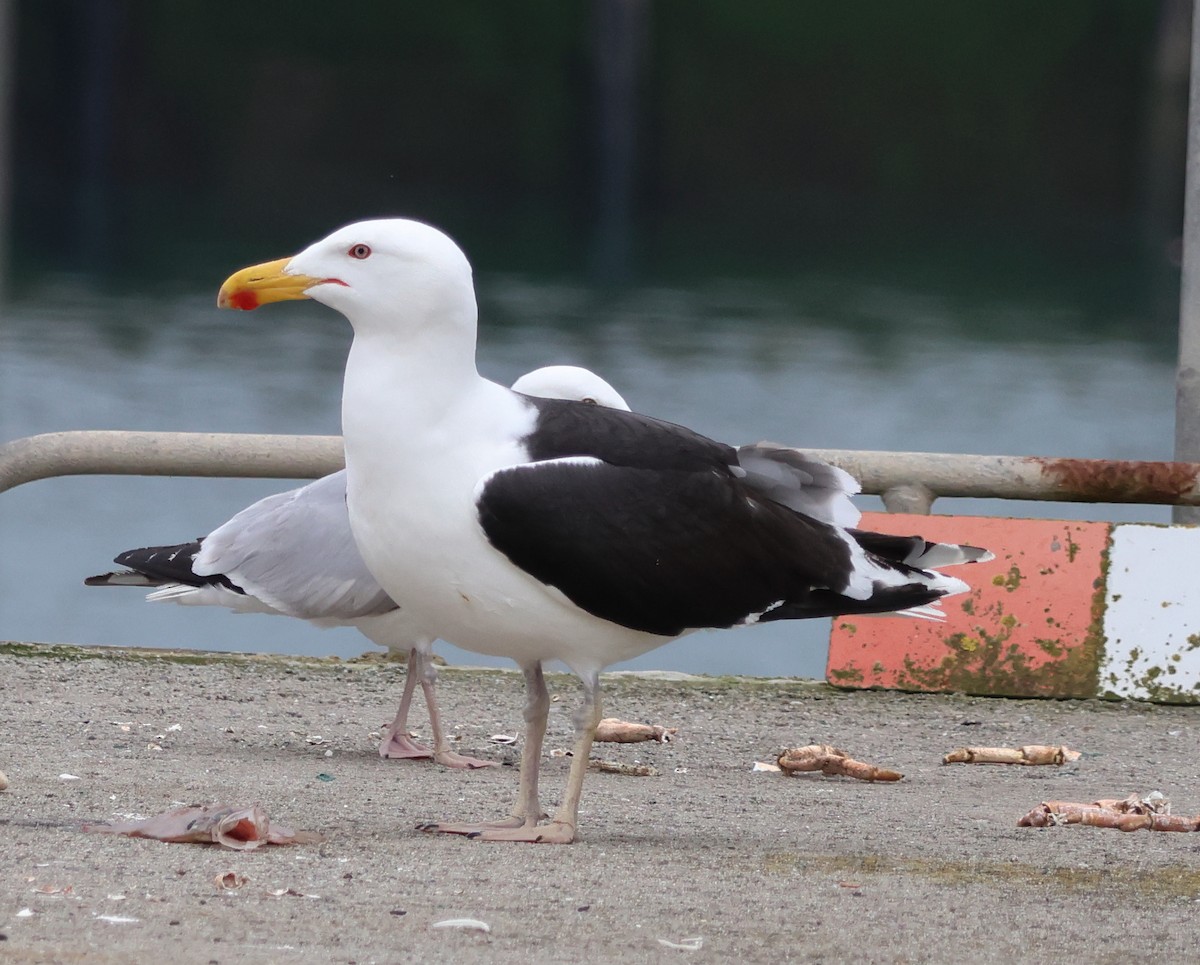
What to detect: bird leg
<box><xmin>420</xmin><ymin>651</ymin><xmax>496</xmax><ymax>769</ymax></box>
<box><xmin>379</xmin><ymin>647</ymin><xmax>496</xmax><ymax>767</ymax></box>
<box><xmin>419</xmin><ymin>661</ymin><xmax>555</xmax><ymax>837</ymax></box>
<box><xmin>378</xmin><ymin>648</ymin><xmax>434</xmax><ymax>760</ymax></box>
<box><xmin>521</xmin><ymin>671</ymin><xmax>602</xmax><ymax>844</ymax></box>
<box><xmin>511</xmin><ymin>661</ymin><xmax>551</xmax><ymax>822</ymax></box>
<box><xmin>427</xmin><ymin>671</ymin><xmax>601</xmax><ymax>845</ymax></box>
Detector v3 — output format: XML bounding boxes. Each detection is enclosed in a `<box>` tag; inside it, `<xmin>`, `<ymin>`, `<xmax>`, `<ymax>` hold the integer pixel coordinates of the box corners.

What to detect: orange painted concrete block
<box><xmin>826</xmin><ymin>513</ymin><xmax>1111</xmax><ymax>698</ymax></box>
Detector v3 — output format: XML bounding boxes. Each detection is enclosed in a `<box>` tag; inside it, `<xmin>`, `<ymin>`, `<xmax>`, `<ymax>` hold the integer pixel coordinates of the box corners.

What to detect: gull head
<box><xmin>217</xmin><ymin>218</ymin><xmax>476</xmax><ymax>335</ymax></box>
<box><xmin>511</xmin><ymin>365</ymin><xmax>632</xmax><ymax>412</ymax></box>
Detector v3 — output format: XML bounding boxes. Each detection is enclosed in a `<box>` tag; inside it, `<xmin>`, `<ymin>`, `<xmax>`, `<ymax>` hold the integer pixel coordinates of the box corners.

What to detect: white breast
<box><xmin>340</xmin><ymin>351</ymin><xmax>669</xmax><ymax>674</ymax></box>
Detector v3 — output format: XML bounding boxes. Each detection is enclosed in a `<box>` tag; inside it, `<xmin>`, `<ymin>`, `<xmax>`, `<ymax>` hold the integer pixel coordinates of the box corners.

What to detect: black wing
<box><xmin>477</xmin><ymin>458</ymin><xmax>940</xmax><ymax>637</ymax></box>
<box><xmin>521</xmin><ymin>397</ymin><xmax>737</xmax><ymax>472</ymax></box>
<box><xmin>84</xmin><ymin>541</ymin><xmax>245</xmax><ymax>595</ymax></box>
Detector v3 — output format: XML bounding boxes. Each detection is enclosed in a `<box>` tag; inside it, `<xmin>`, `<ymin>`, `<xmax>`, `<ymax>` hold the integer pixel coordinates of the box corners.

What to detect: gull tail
<box><xmin>84</xmin><ymin>570</ymin><xmax>163</xmax><ymax>588</ymax></box>
<box><xmin>848</xmin><ymin>530</ymin><xmax>994</xmax><ymax>569</ymax></box>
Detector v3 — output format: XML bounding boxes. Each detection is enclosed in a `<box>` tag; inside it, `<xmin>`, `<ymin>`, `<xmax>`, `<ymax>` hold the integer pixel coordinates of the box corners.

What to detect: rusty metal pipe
<box><xmin>804</xmin><ymin>448</ymin><xmax>1200</xmax><ymax>510</ymax></box>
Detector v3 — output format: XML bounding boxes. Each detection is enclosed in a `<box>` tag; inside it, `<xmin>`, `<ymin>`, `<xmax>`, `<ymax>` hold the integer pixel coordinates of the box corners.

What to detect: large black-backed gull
<box><xmin>217</xmin><ymin>218</ymin><xmax>991</xmax><ymax>843</ymax></box>
<box><xmin>84</xmin><ymin>365</ymin><xmax>631</xmax><ymax>769</ymax></box>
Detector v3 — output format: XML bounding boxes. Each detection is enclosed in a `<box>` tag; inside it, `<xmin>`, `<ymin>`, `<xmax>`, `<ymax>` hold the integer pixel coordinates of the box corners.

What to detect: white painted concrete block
<box><xmin>1100</xmin><ymin>523</ymin><xmax>1200</xmax><ymax>702</ymax></box>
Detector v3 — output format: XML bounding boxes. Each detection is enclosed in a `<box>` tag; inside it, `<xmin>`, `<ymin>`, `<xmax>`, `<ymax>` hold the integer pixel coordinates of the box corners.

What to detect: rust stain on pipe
<box><xmin>1033</xmin><ymin>458</ymin><xmax>1200</xmax><ymax>503</ymax></box>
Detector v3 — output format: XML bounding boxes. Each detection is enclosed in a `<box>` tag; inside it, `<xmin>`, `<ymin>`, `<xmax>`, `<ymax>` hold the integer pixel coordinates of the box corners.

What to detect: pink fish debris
<box><xmin>83</xmin><ymin>803</ymin><xmax>324</xmax><ymax>850</ymax></box>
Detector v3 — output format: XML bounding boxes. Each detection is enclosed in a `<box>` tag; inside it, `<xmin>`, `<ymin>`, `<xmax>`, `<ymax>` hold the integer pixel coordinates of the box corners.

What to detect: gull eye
<box><xmin>348</xmin><ymin>244</ymin><xmax>372</xmax><ymax>260</ymax></box>
<box><xmin>582</xmin><ymin>397</ymin><xmax>598</xmax><ymax>405</ymax></box>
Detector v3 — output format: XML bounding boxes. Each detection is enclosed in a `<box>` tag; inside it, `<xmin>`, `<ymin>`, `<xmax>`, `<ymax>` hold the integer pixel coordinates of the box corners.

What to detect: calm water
<box><xmin>0</xmin><ymin>270</ymin><xmax>1178</xmax><ymax>678</ymax></box>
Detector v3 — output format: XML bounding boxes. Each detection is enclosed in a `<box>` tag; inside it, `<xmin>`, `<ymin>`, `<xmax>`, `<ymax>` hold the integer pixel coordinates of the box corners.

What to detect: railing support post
<box><xmin>880</xmin><ymin>483</ymin><xmax>936</xmax><ymax>515</ymax></box>
<box><xmin>1174</xmin><ymin>0</ymin><xmax>1200</xmax><ymax>523</ymax></box>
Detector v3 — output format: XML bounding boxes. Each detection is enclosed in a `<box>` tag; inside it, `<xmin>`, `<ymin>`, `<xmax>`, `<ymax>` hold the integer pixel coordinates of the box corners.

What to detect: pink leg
<box><xmin>378</xmin><ymin>648</ymin><xmax>433</xmax><ymax>760</ymax></box>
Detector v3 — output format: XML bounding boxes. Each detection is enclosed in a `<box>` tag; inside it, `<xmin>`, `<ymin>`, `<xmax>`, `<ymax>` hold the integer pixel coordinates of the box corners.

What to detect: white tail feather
<box><xmin>145</xmin><ymin>583</ymin><xmax>283</xmax><ymax>616</ymax></box>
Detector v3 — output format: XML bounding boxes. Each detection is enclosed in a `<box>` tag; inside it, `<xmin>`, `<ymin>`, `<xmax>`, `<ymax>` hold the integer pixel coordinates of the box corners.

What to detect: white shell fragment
<box><xmin>0</xmin><ymin>769</ymin><xmax>8</xmax><ymax>791</ymax></box>
<box><xmin>94</xmin><ymin>914</ymin><xmax>140</xmax><ymax>924</ymax></box>
<box><xmin>488</xmin><ymin>734</ymin><xmax>518</xmax><ymax>745</ymax></box>
<box><xmin>431</xmin><ymin>918</ymin><xmax>492</xmax><ymax>933</ymax></box>
<box><xmin>752</xmin><ymin>761</ymin><xmax>783</xmax><ymax>772</ymax></box>
<box><xmin>59</xmin><ymin>773</ymin><xmax>81</xmax><ymax>781</ymax></box>
<box><xmin>657</xmin><ymin>936</ymin><xmax>704</xmax><ymax>951</ymax></box>
<box><xmin>213</xmin><ymin>871</ymin><xmax>249</xmax><ymax>890</ymax></box>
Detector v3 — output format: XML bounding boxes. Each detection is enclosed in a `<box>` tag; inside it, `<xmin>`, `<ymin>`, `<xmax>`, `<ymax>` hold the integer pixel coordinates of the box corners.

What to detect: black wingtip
<box><xmin>108</xmin><ymin>541</ymin><xmax>204</xmax><ymax>586</ymax></box>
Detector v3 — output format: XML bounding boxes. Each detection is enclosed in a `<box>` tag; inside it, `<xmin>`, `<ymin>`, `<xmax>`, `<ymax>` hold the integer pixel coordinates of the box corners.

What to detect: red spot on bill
<box><xmin>228</xmin><ymin>290</ymin><xmax>260</xmax><ymax>311</ymax></box>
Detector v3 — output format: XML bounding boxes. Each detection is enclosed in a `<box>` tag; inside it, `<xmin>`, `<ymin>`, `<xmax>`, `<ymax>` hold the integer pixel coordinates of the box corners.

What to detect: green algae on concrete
<box><xmin>827</xmin><ymin>516</ymin><xmax>1115</xmax><ymax>700</ymax></box>
<box><xmin>761</xmin><ymin>853</ymin><xmax>1200</xmax><ymax>898</ymax></box>
<box><xmin>868</xmin><ymin>536</ymin><xmax>1110</xmax><ymax>700</ymax></box>
<box><xmin>1102</xmin><ymin>646</ymin><xmax>1200</xmax><ymax>704</ymax></box>
<box><xmin>0</xmin><ymin>639</ymin><xmax>846</xmax><ymax>700</ymax></box>
<box><xmin>0</xmin><ymin>640</ymin><xmax>354</xmax><ymax>670</ymax></box>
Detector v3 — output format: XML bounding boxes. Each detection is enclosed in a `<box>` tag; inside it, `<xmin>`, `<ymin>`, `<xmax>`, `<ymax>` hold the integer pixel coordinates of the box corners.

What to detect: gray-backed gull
<box><xmin>85</xmin><ymin>365</ymin><xmax>630</xmax><ymax>769</ymax></box>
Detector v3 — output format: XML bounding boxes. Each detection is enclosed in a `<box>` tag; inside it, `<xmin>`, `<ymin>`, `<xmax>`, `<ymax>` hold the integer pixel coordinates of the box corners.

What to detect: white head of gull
<box><xmin>218</xmin><ymin>218</ymin><xmax>991</xmax><ymax>844</ymax></box>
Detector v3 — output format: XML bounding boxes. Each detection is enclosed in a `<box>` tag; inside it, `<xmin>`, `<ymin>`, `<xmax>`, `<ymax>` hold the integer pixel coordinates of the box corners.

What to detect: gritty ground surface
<box><xmin>1</xmin><ymin>643</ymin><xmax>1200</xmax><ymax>964</ymax></box>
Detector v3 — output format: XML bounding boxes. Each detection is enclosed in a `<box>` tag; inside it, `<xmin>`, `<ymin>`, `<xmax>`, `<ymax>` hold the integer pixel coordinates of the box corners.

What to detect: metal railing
<box><xmin>0</xmin><ymin>431</ymin><xmax>343</xmax><ymax>494</ymax></box>
<box><xmin>4</xmin><ymin>429</ymin><xmax>1200</xmax><ymax>515</ymax></box>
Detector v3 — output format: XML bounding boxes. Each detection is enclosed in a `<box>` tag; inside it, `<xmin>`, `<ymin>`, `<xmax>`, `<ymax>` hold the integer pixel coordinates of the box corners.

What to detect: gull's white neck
<box><xmin>338</xmin><ymin>298</ymin><xmax>530</xmax><ymax>491</ymax></box>
<box><xmin>342</xmin><ymin>311</ymin><xmax>481</xmax><ymax>433</ymax></box>
<box><xmin>340</xmin><ymin>261</ymin><xmax>483</xmax><ymax>427</ymax></box>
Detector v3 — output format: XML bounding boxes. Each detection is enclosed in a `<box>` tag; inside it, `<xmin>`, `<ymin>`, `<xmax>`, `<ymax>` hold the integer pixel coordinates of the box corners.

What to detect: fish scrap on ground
<box><xmin>82</xmin><ymin>803</ymin><xmax>325</xmax><ymax>849</ymax></box>
<box><xmin>1018</xmin><ymin>792</ymin><xmax>1200</xmax><ymax>832</ymax></box>
<box><xmin>775</xmin><ymin>744</ymin><xmax>903</xmax><ymax>782</ymax></box>
<box><xmin>594</xmin><ymin>718</ymin><xmax>678</xmax><ymax>743</ymax></box>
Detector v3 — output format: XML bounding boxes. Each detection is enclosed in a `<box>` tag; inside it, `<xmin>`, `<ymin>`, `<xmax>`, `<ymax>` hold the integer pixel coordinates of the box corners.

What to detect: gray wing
<box><xmin>736</xmin><ymin>443</ymin><xmax>862</xmax><ymax>528</ymax></box>
<box><xmin>193</xmin><ymin>470</ymin><xmax>398</xmax><ymax>623</ymax></box>
<box><xmin>736</xmin><ymin>445</ymin><xmax>992</xmax><ymax>571</ymax></box>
